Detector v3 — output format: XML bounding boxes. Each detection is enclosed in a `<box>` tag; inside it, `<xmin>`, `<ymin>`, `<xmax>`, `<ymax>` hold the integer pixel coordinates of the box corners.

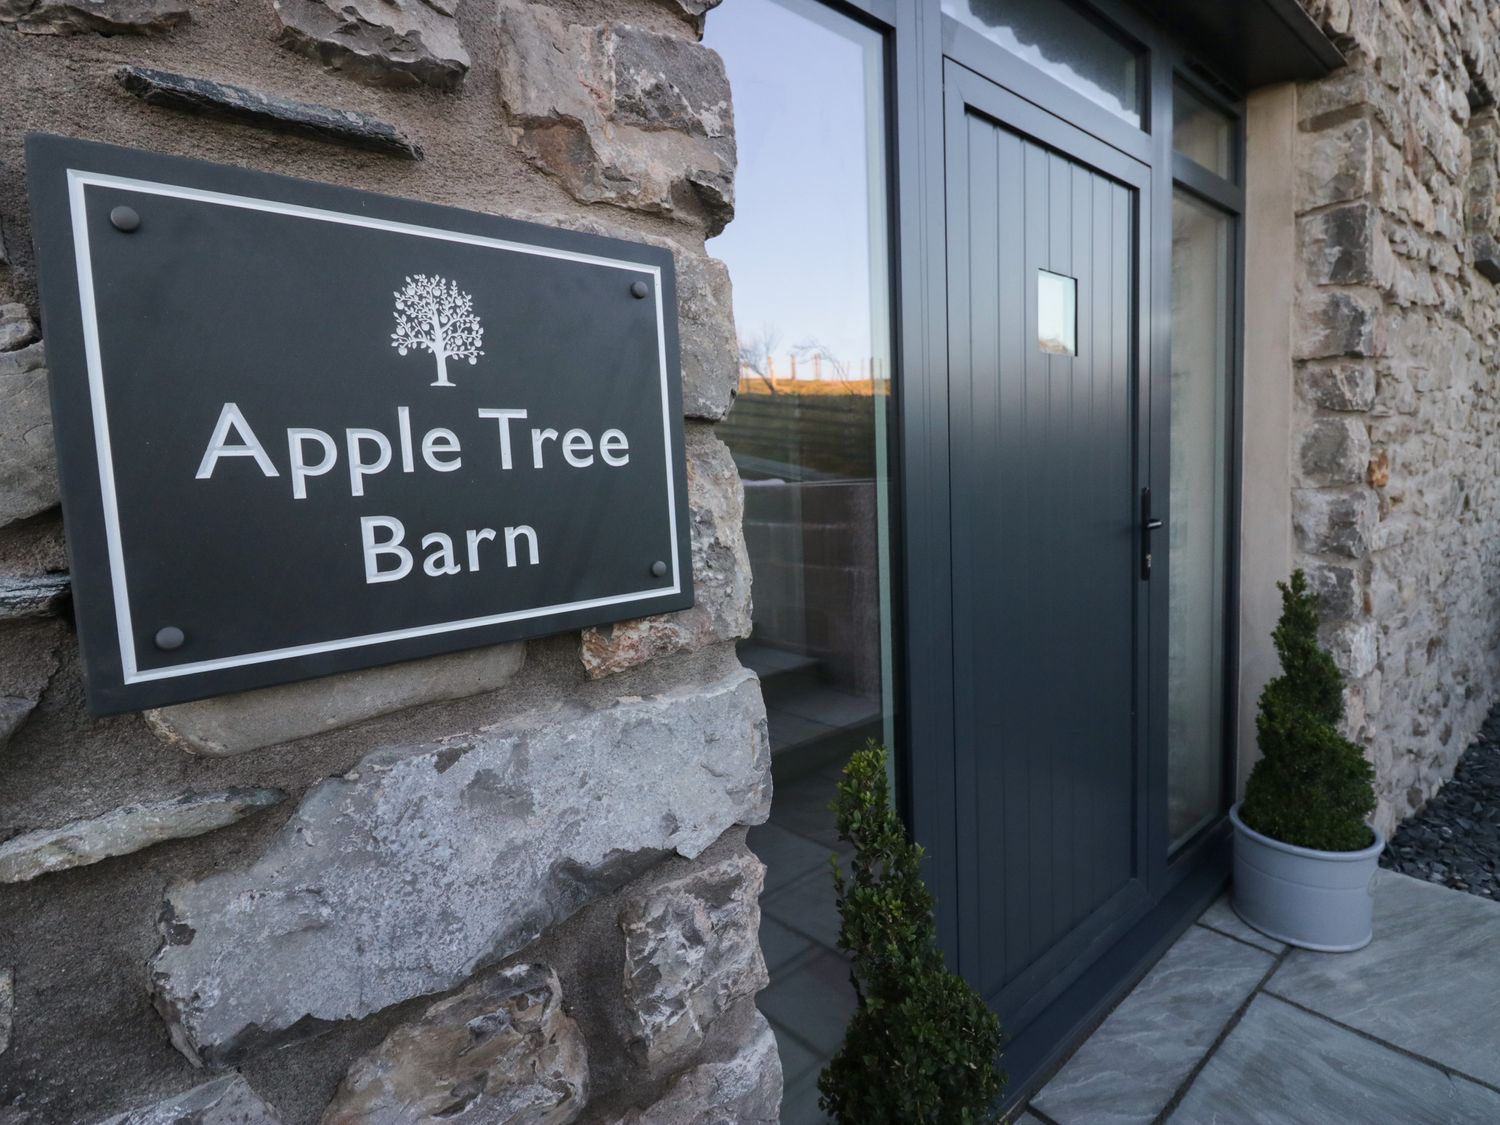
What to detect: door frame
<box><xmin>941</xmin><ymin>60</ymin><xmax>1159</xmax><ymax>1037</ymax></box>
<box><xmin>892</xmin><ymin>1</ymin><xmax>1251</xmax><ymax>1101</ymax></box>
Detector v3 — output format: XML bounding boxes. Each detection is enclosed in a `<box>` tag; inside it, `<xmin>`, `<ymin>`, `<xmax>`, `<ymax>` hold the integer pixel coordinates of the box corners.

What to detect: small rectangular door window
<box><xmin>1038</xmin><ymin>269</ymin><xmax>1077</xmax><ymax>355</ymax></box>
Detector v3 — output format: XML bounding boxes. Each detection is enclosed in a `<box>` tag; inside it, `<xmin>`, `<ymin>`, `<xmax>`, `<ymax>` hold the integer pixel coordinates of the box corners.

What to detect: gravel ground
<box><xmin>1381</xmin><ymin>708</ymin><xmax>1500</xmax><ymax>899</ymax></box>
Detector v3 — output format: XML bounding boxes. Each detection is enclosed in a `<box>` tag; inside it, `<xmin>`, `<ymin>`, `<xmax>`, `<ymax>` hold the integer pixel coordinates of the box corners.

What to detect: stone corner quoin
<box><xmin>147</xmin><ymin>668</ymin><xmax>771</xmax><ymax>1066</ymax></box>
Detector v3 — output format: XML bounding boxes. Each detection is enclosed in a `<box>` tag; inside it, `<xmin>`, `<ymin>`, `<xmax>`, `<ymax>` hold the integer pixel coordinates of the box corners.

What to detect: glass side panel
<box><xmin>942</xmin><ymin>0</ymin><xmax>1142</xmax><ymax>126</ymax></box>
<box><xmin>1174</xmin><ymin>80</ymin><xmax>1235</xmax><ymax>179</ymax></box>
<box><xmin>1038</xmin><ymin>269</ymin><xmax>1077</xmax><ymax>356</ymax></box>
<box><xmin>705</xmin><ymin>1</ymin><xmax>895</xmax><ymax>1119</ymax></box>
<box><xmin>1168</xmin><ymin>191</ymin><xmax>1233</xmax><ymax>851</ymax></box>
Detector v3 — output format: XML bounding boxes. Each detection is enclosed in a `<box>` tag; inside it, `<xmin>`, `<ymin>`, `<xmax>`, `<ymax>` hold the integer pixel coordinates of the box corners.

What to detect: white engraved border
<box><xmin>66</xmin><ymin>169</ymin><xmax>683</xmax><ymax>686</ymax></box>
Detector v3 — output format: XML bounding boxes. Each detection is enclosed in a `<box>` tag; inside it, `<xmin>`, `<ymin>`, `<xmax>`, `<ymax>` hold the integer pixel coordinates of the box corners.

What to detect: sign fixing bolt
<box><xmin>651</xmin><ymin>560</ymin><xmax>668</xmax><ymax>578</ymax></box>
<box><xmin>110</xmin><ymin>205</ymin><xmax>141</xmax><ymax>233</ymax></box>
<box><xmin>630</xmin><ymin>280</ymin><xmax>650</xmax><ymax>299</ymax></box>
<box><xmin>154</xmin><ymin>626</ymin><xmax>185</xmax><ymax>651</ymax></box>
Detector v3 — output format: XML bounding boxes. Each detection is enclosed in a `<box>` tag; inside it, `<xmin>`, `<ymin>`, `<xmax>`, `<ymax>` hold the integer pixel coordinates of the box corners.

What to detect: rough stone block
<box><xmin>1292</xmin><ymin>487</ymin><xmax>1375</xmax><ymax>558</ymax></box>
<box><xmin>609</xmin><ymin>23</ymin><xmax>730</xmax><ymax>137</ymax></box>
<box><xmin>0</xmin><ymin>788</ymin><xmax>286</xmax><ymax>884</ymax></box>
<box><xmin>1293</xmin><ymin>291</ymin><xmax>1380</xmax><ymax>360</ymax></box>
<box><xmin>678</xmin><ymin>253</ymin><xmax>737</xmax><ymax>421</ymax></box>
<box><xmin>0</xmin><ymin>695</ymin><xmax>36</xmax><ymax>753</ymax></box>
<box><xmin>1298</xmin><ymin>361</ymin><xmax>1376</xmax><ymax>411</ymax></box>
<box><xmin>116</xmin><ymin>67</ymin><xmax>423</xmax><ymax>160</ymax></box>
<box><xmin>0</xmin><ymin>572</ymin><xmax>70</xmax><ymax>619</ymax></box>
<box><xmin>609</xmin><ymin>1010</ymin><xmax>781</xmax><ymax>1124</ymax></box>
<box><xmin>322</xmin><ymin>962</ymin><xmax>588</xmax><ymax>1124</ymax></box>
<box><xmin>145</xmin><ymin>642</ymin><xmax>525</xmax><ymax>757</ymax></box>
<box><xmin>1325</xmin><ymin>620</ymin><xmax>1378</xmax><ymax>679</ymax></box>
<box><xmin>1299</xmin><ymin>202</ymin><xmax>1391</xmax><ymax>286</ymax></box>
<box><xmin>0</xmin><ymin>304</ymin><xmax>36</xmax><ymax>352</ymax></box>
<box><xmin>0</xmin><ymin>341</ymin><xmax>60</xmax><ymax>528</ymax></box>
<box><xmin>582</xmin><ymin>428</ymin><xmax>750</xmax><ymax>677</ymax></box>
<box><xmin>657</xmin><ymin>0</ymin><xmax>722</xmax><ymax>38</ymax></box>
<box><xmin>1299</xmin><ymin>417</ymin><xmax>1371</xmax><ymax>484</ymax></box>
<box><xmin>94</xmin><ymin>1076</ymin><xmax>282</xmax><ymax>1125</ymax></box>
<box><xmin>620</xmin><ymin>846</ymin><xmax>767</xmax><ymax>1067</ymax></box>
<box><xmin>1304</xmin><ymin>562</ymin><xmax>1363</xmax><ymax>622</ymax></box>
<box><xmin>148</xmin><ymin>669</ymin><xmax>770</xmax><ymax>1065</ymax></box>
<box><xmin>1297</xmin><ymin>117</ymin><xmax>1373</xmax><ymax>209</ymax></box>
<box><xmin>0</xmin><ymin>0</ymin><xmax>188</xmax><ymax>34</ymax></box>
<box><xmin>274</xmin><ymin>0</ymin><xmax>471</xmax><ymax>91</ymax></box>
<box><xmin>495</xmin><ymin>3</ymin><xmax>735</xmax><ymax>234</ymax></box>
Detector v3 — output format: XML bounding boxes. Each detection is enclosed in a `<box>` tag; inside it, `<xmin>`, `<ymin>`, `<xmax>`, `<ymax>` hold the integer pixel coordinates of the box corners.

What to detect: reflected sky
<box><xmin>705</xmin><ymin>0</ymin><xmax>882</xmax><ymax>373</ymax></box>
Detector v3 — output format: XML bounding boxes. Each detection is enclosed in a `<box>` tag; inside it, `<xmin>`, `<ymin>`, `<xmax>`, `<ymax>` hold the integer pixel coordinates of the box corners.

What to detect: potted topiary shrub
<box><xmin>1231</xmin><ymin>570</ymin><xmax>1382</xmax><ymax>951</ymax></box>
<box><xmin>819</xmin><ymin>743</ymin><xmax>1005</xmax><ymax>1125</ymax></box>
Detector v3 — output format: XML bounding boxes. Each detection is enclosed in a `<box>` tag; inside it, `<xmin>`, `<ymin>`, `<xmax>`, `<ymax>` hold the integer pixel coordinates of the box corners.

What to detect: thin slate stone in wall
<box><xmin>0</xmin><ymin>0</ymin><xmax>188</xmax><ymax>35</ymax></box>
<box><xmin>0</xmin><ymin>788</ymin><xmax>287</xmax><ymax>884</ymax></box>
<box><xmin>149</xmin><ymin>668</ymin><xmax>770</xmax><ymax>1066</ymax></box>
<box><xmin>145</xmin><ymin>642</ymin><xmax>526</xmax><ymax>757</ymax></box>
<box><xmin>274</xmin><ymin>0</ymin><xmax>471</xmax><ymax>91</ymax></box>
<box><xmin>116</xmin><ymin>67</ymin><xmax>424</xmax><ymax>159</ymax></box>
<box><xmin>0</xmin><ymin>966</ymin><xmax>11</xmax><ymax>1056</ymax></box>
<box><xmin>94</xmin><ymin>1076</ymin><xmax>283</xmax><ymax>1125</ymax></box>
<box><xmin>322</xmin><ymin>962</ymin><xmax>588</xmax><ymax>1124</ymax></box>
<box><xmin>0</xmin><ymin>572</ymin><xmax>68</xmax><ymax>619</ymax></box>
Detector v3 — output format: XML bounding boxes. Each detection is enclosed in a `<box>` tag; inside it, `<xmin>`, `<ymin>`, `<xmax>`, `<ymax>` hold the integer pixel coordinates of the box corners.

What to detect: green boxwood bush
<box><xmin>818</xmin><ymin>743</ymin><xmax>1004</xmax><ymax>1125</ymax></box>
<box><xmin>1239</xmin><ymin>570</ymin><xmax>1377</xmax><ymax>852</ymax></box>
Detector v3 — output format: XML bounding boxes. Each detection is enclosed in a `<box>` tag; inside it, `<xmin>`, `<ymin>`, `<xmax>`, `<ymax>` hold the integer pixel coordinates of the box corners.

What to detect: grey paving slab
<box><xmin>759</xmin><ymin>914</ymin><xmax>817</xmax><ymax>975</ymax></box>
<box><xmin>775</xmin><ymin>685</ymin><xmax>882</xmax><ymax>729</ymax></box>
<box><xmin>1196</xmin><ymin>894</ymin><xmax>1287</xmax><ymax>955</ymax></box>
<box><xmin>1168</xmin><ymin>993</ymin><xmax>1500</xmax><ymax>1124</ymax></box>
<box><xmin>1032</xmin><ymin>924</ymin><xmax>1273</xmax><ymax>1124</ymax></box>
<box><xmin>747</xmin><ymin>820</ymin><xmax>830</xmax><ymax>893</ymax></box>
<box><xmin>762</xmin><ymin>863</ymin><xmax>843</xmax><ymax>951</ymax></box>
<box><xmin>768</xmin><ymin>1021</ymin><xmax>823</xmax><ymax>1087</ymax></box>
<box><xmin>756</xmin><ymin>947</ymin><xmax>857</xmax><ymax>1058</ymax></box>
<box><xmin>1265</xmin><ymin>871</ymin><xmax>1500</xmax><ymax>1088</ymax></box>
<box><xmin>781</xmin><ymin>1066</ymin><xmax>832</xmax><ymax>1125</ymax></box>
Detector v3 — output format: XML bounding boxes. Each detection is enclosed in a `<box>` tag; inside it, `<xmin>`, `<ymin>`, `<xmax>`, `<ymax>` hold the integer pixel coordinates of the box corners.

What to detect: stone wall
<box><xmin>1291</xmin><ymin>0</ymin><xmax>1500</xmax><ymax>835</ymax></box>
<box><xmin>0</xmin><ymin>2</ymin><xmax>778</xmax><ymax>1122</ymax></box>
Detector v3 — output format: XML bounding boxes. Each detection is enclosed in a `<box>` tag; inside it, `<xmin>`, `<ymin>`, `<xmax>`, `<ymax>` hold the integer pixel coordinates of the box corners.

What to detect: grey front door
<box><xmin>944</xmin><ymin>66</ymin><xmax>1154</xmax><ymax>1037</ymax></box>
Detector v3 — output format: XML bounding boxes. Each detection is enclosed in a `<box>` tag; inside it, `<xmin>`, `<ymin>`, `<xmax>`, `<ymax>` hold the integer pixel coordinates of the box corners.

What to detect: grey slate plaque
<box><xmin>26</xmin><ymin>135</ymin><xmax>692</xmax><ymax>713</ymax></box>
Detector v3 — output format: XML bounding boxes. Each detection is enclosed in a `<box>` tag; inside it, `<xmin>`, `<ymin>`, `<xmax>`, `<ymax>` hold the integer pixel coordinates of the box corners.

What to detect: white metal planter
<box><xmin>1230</xmin><ymin>802</ymin><xmax>1384</xmax><ymax>952</ymax></box>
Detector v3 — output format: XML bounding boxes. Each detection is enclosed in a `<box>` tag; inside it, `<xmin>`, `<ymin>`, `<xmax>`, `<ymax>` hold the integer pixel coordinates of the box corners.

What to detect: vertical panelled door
<box><xmin>944</xmin><ymin>65</ymin><xmax>1154</xmax><ymax>1037</ymax></box>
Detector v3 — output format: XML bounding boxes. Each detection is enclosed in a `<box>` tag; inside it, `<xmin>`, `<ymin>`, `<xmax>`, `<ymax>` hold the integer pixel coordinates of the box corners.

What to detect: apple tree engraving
<box><xmin>390</xmin><ymin>274</ymin><xmax>485</xmax><ymax>387</ymax></box>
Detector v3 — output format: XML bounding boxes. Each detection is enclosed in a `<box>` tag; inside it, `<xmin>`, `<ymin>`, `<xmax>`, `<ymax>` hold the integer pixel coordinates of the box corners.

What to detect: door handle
<box><xmin>1141</xmin><ymin>488</ymin><xmax>1163</xmax><ymax>580</ymax></box>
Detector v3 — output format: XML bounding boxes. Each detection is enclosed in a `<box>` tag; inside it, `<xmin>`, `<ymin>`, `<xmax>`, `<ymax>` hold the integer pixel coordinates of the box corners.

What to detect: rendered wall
<box><xmin>0</xmin><ymin>2</ymin><xmax>778</xmax><ymax>1122</ymax></box>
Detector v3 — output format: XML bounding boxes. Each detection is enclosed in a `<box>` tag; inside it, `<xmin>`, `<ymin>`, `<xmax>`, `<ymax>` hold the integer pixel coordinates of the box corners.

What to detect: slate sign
<box><xmin>26</xmin><ymin>135</ymin><xmax>693</xmax><ymax>714</ymax></box>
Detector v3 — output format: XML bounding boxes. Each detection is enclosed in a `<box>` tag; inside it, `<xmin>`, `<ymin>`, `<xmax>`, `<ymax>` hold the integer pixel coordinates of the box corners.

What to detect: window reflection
<box><xmin>942</xmin><ymin>0</ymin><xmax>1142</xmax><ymax>126</ymax></box>
<box><xmin>706</xmin><ymin>0</ymin><xmax>895</xmax><ymax>1121</ymax></box>
<box><xmin>1038</xmin><ymin>269</ymin><xmax>1078</xmax><ymax>356</ymax></box>
<box><xmin>1168</xmin><ymin>191</ymin><xmax>1233</xmax><ymax>850</ymax></box>
<box><xmin>1174</xmin><ymin>80</ymin><xmax>1235</xmax><ymax>178</ymax></box>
